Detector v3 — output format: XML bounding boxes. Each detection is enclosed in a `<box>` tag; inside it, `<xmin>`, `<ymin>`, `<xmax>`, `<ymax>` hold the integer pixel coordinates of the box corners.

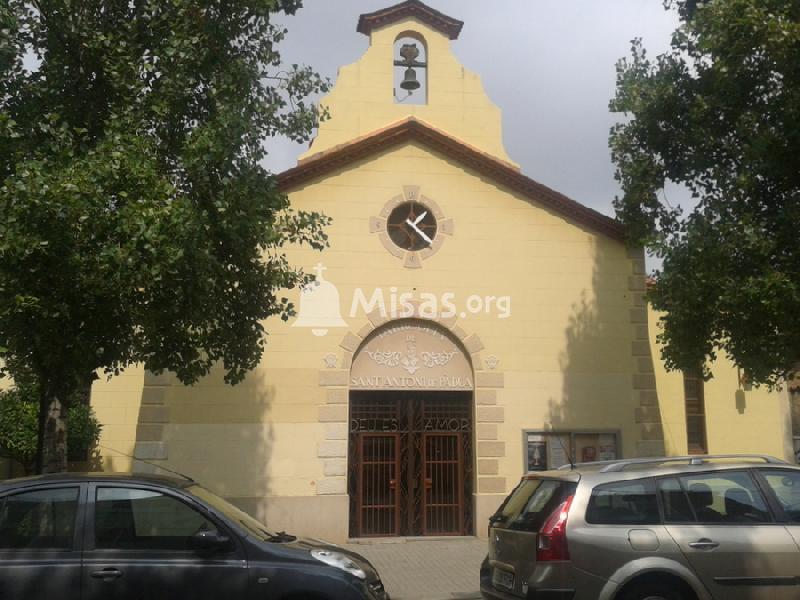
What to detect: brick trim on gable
<box><xmin>357</xmin><ymin>0</ymin><xmax>464</xmax><ymax>40</ymax></box>
<box><xmin>277</xmin><ymin>117</ymin><xmax>626</xmax><ymax>242</ymax></box>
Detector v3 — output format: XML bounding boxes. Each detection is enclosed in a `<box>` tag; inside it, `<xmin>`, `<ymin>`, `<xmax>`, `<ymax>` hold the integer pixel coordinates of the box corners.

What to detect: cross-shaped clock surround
<box><xmin>369</xmin><ymin>185</ymin><xmax>454</xmax><ymax>269</ymax></box>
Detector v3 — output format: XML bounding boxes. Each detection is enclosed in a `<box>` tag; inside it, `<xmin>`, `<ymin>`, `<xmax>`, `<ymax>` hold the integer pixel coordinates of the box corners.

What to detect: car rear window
<box><xmin>490</xmin><ymin>478</ymin><xmax>576</xmax><ymax>532</ymax></box>
<box><xmin>586</xmin><ymin>479</ymin><xmax>659</xmax><ymax>524</ymax></box>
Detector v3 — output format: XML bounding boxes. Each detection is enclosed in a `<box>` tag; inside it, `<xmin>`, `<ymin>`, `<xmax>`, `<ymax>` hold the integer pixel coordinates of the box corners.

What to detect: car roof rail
<box><xmin>596</xmin><ymin>454</ymin><xmax>787</xmax><ymax>473</ymax></box>
<box><xmin>555</xmin><ymin>458</ymin><xmax>627</xmax><ymax>471</ymax></box>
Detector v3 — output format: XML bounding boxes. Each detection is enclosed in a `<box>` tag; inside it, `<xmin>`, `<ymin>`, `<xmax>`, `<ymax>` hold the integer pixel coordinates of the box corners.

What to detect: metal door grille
<box><xmin>423</xmin><ymin>433</ymin><xmax>463</xmax><ymax>535</ymax></box>
<box><xmin>349</xmin><ymin>391</ymin><xmax>473</xmax><ymax>538</ymax></box>
<box><xmin>356</xmin><ymin>433</ymin><xmax>400</xmax><ymax>536</ymax></box>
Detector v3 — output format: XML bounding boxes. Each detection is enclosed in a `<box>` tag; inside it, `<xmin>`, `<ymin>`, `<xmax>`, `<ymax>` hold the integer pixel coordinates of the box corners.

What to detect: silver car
<box><xmin>480</xmin><ymin>455</ymin><xmax>800</xmax><ymax>600</ymax></box>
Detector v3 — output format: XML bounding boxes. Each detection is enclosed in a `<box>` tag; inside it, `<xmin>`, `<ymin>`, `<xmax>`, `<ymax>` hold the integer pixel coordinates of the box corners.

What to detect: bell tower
<box><xmin>299</xmin><ymin>0</ymin><xmax>518</xmax><ymax>169</ymax></box>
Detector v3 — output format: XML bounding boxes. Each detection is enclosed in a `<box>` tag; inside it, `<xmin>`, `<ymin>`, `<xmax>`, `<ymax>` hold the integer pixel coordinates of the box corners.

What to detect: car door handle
<box><xmin>688</xmin><ymin>539</ymin><xmax>720</xmax><ymax>550</ymax></box>
<box><xmin>90</xmin><ymin>568</ymin><xmax>123</xmax><ymax>581</ymax></box>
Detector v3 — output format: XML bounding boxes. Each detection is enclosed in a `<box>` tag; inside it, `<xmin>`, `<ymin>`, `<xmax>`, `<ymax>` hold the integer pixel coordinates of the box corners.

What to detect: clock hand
<box><xmin>411</xmin><ymin>211</ymin><xmax>428</xmax><ymax>227</ymax></box>
<box><xmin>405</xmin><ymin>219</ymin><xmax>433</xmax><ymax>245</ymax></box>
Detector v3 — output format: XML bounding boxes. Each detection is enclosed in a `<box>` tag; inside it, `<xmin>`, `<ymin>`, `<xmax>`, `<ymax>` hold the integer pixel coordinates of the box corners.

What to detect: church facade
<box><xmin>85</xmin><ymin>2</ymin><xmax>796</xmax><ymax>542</ymax></box>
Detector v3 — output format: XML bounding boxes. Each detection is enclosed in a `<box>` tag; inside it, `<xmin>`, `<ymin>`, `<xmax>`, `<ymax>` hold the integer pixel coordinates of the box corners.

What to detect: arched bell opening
<box><xmin>393</xmin><ymin>32</ymin><xmax>428</xmax><ymax>105</ymax></box>
<box><xmin>346</xmin><ymin>318</ymin><xmax>474</xmax><ymax>537</ymax></box>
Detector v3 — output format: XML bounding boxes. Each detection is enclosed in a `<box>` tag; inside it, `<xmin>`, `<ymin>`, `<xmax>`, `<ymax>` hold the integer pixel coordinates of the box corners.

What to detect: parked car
<box><xmin>0</xmin><ymin>472</ymin><xmax>389</xmax><ymax>600</ymax></box>
<box><xmin>481</xmin><ymin>454</ymin><xmax>800</xmax><ymax>600</ymax></box>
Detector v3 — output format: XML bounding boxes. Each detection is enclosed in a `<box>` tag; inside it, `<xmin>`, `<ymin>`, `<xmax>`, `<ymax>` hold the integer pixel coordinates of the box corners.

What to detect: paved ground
<box><xmin>342</xmin><ymin>537</ymin><xmax>487</xmax><ymax>600</ymax></box>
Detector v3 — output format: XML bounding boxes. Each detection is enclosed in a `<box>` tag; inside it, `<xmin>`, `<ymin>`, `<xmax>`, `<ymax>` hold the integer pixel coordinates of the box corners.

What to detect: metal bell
<box><xmin>400</xmin><ymin>67</ymin><xmax>421</xmax><ymax>91</ymax></box>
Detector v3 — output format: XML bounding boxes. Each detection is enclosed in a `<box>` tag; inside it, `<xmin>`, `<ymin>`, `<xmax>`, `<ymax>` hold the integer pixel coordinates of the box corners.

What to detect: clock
<box><xmin>370</xmin><ymin>186</ymin><xmax>453</xmax><ymax>268</ymax></box>
<box><xmin>387</xmin><ymin>201</ymin><xmax>438</xmax><ymax>251</ymax></box>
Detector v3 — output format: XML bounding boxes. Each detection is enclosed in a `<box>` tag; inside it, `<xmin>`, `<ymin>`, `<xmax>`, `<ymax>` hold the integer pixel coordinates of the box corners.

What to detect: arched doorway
<box><xmin>348</xmin><ymin>319</ymin><xmax>474</xmax><ymax>537</ymax></box>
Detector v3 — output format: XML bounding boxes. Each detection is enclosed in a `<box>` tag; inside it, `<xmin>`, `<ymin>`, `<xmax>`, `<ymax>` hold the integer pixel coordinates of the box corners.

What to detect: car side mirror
<box><xmin>190</xmin><ymin>530</ymin><xmax>230</xmax><ymax>553</ymax></box>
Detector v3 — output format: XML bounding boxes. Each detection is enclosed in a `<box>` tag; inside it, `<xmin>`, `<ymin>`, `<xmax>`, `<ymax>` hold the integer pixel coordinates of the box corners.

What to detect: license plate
<box><xmin>492</xmin><ymin>568</ymin><xmax>514</xmax><ymax>590</ymax></box>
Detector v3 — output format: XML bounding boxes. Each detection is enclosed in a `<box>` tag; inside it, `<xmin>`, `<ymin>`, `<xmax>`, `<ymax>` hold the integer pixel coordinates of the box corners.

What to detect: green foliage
<box><xmin>66</xmin><ymin>402</ymin><xmax>103</xmax><ymax>462</ymax></box>
<box><xmin>610</xmin><ymin>0</ymin><xmax>800</xmax><ymax>387</ymax></box>
<box><xmin>0</xmin><ymin>385</ymin><xmax>102</xmax><ymax>473</ymax></box>
<box><xmin>0</xmin><ymin>387</ymin><xmax>38</xmax><ymax>473</ymax></box>
<box><xmin>0</xmin><ymin>0</ymin><xmax>330</xmax><ymax>406</ymax></box>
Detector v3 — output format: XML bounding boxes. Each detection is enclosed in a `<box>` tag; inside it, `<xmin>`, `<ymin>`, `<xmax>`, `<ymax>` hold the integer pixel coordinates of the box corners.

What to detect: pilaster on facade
<box><xmin>133</xmin><ymin>370</ymin><xmax>172</xmax><ymax>469</ymax></box>
<box><xmin>627</xmin><ymin>247</ymin><xmax>666</xmax><ymax>457</ymax></box>
<box><xmin>317</xmin><ymin>371</ymin><xmax>348</xmax><ymax>496</ymax></box>
<box><xmin>474</xmin><ymin>369</ymin><xmax>506</xmax><ymax>493</ymax></box>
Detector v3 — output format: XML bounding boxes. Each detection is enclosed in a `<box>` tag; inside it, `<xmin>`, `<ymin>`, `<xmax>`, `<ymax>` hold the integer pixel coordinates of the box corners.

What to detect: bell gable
<box><xmin>300</xmin><ymin>2</ymin><xmax>514</xmax><ymax>166</ymax></box>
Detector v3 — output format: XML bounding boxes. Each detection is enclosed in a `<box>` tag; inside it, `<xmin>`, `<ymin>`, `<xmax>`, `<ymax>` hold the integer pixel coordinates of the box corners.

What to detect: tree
<box><xmin>0</xmin><ymin>382</ymin><xmax>102</xmax><ymax>475</ymax></box>
<box><xmin>0</xmin><ymin>1</ymin><xmax>330</xmax><ymax>472</ymax></box>
<box><xmin>609</xmin><ymin>0</ymin><xmax>800</xmax><ymax>387</ymax></box>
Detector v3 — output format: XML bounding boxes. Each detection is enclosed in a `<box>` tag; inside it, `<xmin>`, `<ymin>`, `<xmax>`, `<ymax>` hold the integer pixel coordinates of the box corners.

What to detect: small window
<box><xmin>683</xmin><ymin>371</ymin><xmax>707</xmax><ymax>454</ymax></box>
<box><xmin>760</xmin><ymin>470</ymin><xmax>800</xmax><ymax>523</ymax></box>
<box><xmin>586</xmin><ymin>479</ymin><xmax>659</xmax><ymax>525</ymax></box>
<box><xmin>94</xmin><ymin>487</ymin><xmax>217</xmax><ymax>551</ymax></box>
<box><xmin>657</xmin><ymin>478</ymin><xmax>694</xmax><ymax>522</ymax></box>
<box><xmin>679</xmin><ymin>471</ymin><xmax>770</xmax><ymax>524</ymax></box>
<box><xmin>0</xmin><ymin>487</ymin><xmax>79</xmax><ymax>550</ymax></box>
<box><xmin>490</xmin><ymin>478</ymin><xmax>576</xmax><ymax>531</ymax></box>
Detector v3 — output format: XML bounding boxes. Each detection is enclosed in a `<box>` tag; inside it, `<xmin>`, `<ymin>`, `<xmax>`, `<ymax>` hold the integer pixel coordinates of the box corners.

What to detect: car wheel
<box><xmin>620</xmin><ymin>583</ymin><xmax>687</xmax><ymax>600</ymax></box>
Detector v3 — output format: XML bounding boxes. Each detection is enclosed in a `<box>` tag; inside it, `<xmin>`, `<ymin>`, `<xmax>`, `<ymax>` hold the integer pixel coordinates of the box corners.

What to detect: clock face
<box><xmin>371</xmin><ymin>187</ymin><xmax>452</xmax><ymax>268</ymax></box>
<box><xmin>386</xmin><ymin>201</ymin><xmax>438</xmax><ymax>251</ymax></box>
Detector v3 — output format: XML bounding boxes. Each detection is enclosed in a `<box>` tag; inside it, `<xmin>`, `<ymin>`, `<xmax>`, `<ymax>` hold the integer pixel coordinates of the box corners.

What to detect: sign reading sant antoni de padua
<box><xmin>350</xmin><ymin>320</ymin><xmax>473</xmax><ymax>391</ymax></box>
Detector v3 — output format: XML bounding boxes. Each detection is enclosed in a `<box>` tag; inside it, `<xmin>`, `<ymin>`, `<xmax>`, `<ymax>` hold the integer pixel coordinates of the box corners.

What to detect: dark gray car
<box><xmin>0</xmin><ymin>472</ymin><xmax>389</xmax><ymax>600</ymax></box>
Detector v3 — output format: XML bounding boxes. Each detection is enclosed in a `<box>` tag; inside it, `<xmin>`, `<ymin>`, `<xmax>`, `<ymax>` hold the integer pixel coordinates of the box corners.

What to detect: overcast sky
<box><xmin>266</xmin><ymin>0</ymin><xmax>689</xmax><ymax>223</ymax></box>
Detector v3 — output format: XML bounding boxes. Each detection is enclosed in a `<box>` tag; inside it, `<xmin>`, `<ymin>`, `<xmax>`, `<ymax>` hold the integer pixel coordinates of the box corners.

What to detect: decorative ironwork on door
<box><xmin>349</xmin><ymin>391</ymin><xmax>473</xmax><ymax>537</ymax></box>
<box><xmin>356</xmin><ymin>434</ymin><xmax>399</xmax><ymax>536</ymax></box>
<box><xmin>423</xmin><ymin>433</ymin><xmax>463</xmax><ymax>535</ymax></box>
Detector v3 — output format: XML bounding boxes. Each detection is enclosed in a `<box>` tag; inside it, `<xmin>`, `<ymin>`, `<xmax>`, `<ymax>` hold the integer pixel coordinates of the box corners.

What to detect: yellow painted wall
<box><xmin>90</xmin><ymin>364</ymin><xmax>146</xmax><ymax>472</ymax></box>
<box><xmin>285</xmin><ymin>141</ymin><xmax>641</xmax><ymax>478</ymax></box>
<box><xmin>649</xmin><ymin>308</ymin><xmax>793</xmax><ymax>461</ymax></box>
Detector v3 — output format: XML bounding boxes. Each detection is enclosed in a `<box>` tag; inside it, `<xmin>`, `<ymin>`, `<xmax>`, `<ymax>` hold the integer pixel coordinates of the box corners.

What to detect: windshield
<box><xmin>188</xmin><ymin>484</ymin><xmax>276</xmax><ymax>541</ymax></box>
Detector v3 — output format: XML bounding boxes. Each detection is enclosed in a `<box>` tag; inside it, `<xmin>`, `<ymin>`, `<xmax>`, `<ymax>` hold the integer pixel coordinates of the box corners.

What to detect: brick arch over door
<box><xmin>315</xmin><ymin>304</ymin><xmax>507</xmax><ymax>499</ymax></box>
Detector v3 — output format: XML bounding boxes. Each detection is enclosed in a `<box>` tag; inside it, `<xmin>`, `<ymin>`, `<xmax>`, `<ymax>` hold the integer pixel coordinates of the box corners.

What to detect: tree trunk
<box><xmin>37</xmin><ymin>392</ymin><xmax>68</xmax><ymax>474</ymax></box>
<box><xmin>73</xmin><ymin>379</ymin><xmax>93</xmax><ymax>407</ymax></box>
<box><xmin>34</xmin><ymin>373</ymin><xmax>97</xmax><ymax>474</ymax></box>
